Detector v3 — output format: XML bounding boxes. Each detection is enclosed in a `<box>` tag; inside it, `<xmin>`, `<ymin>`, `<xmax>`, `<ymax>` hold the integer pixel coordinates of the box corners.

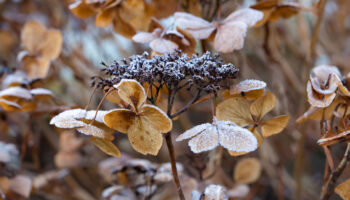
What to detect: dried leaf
<box><xmin>234</xmin><ymin>157</ymin><xmax>262</xmax><ymax>184</ymax></box>
<box><xmin>261</xmin><ymin>115</ymin><xmax>289</xmax><ymax>137</ymax></box>
<box><xmin>214</xmin><ymin>21</ymin><xmax>247</xmax><ymax>53</ymax></box>
<box><xmin>174</xmin><ymin>12</ymin><xmax>215</xmax><ymax>39</ymax></box>
<box><xmin>90</xmin><ymin>136</ymin><xmax>121</xmax><ymax>157</ymax></box>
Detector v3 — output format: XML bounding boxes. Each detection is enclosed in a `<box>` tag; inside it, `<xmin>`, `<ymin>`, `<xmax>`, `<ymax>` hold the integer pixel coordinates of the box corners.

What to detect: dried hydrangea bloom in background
<box><xmin>176</xmin><ymin>117</ymin><xmax>258</xmax><ymax>153</ymax></box>
<box><xmin>175</xmin><ymin>8</ymin><xmax>263</xmax><ymax>53</ymax></box>
<box><xmin>234</xmin><ymin>157</ymin><xmax>262</xmax><ymax>184</ymax></box>
<box><xmin>19</xmin><ymin>20</ymin><xmax>62</xmax><ymax>79</ymax></box>
<box><xmin>103</xmin><ymin>79</ymin><xmax>172</xmax><ymax>155</ymax></box>
<box><xmin>307</xmin><ymin>65</ymin><xmax>349</xmax><ymax>108</ymax></box>
<box><xmin>132</xmin><ymin>18</ymin><xmax>195</xmax><ymax>55</ymax></box>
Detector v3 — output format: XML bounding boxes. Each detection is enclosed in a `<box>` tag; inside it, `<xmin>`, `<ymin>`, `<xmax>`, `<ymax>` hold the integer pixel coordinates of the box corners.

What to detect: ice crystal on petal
<box><xmin>189</xmin><ymin>126</ymin><xmax>219</xmax><ymax>153</ymax></box>
<box><xmin>176</xmin><ymin>123</ymin><xmax>211</xmax><ymax>141</ymax></box>
<box><xmin>0</xmin><ymin>86</ymin><xmax>32</xmax><ymax>100</ymax></box>
<box><xmin>231</xmin><ymin>79</ymin><xmax>266</xmax><ymax>94</ymax></box>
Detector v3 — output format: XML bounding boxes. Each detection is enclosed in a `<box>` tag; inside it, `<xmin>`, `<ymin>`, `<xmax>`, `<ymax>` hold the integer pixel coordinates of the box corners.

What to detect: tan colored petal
<box><xmin>95</xmin><ymin>8</ymin><xmax>115</xmax><ymax>27</ymax></box>
<box><xmin>127</xmin><ymin>117</ymin><xmax>163</xmax><ymax>155</ymax></box>
<box><xmin>69</xmin><ymin>0</ymin><xmax>96</xmax><ymax>19</ymax></box>
<box><xmin>114</xmin><ymin>79</ymin><xmax>146</xmax><ymax>111</ymax></box>
<box><xmin>335</xmin><ymin>178</ymin><xmax>350</xmax><ymax>200</ymax></box>
<box><xmin>112</xmin><ymin>13</ymin><xmax>136</xmax><ymax>39</ymax></box>
<box><xmin>21</xmin><ymin>56</ymin><xmax>50</xmax><ymax>79</ymax></box>
<box><xmin>228</xmin><ymin>126</ymin><xmax>262</xmax><ymax>156</ymax></box>
<box><xmin>140</xmin><ymin>104</ymin><xmax>172</xmax><ymax>133</ymax></box>
<box><xmin>103</xmin><ymin>109</ymin><xmax>136</xmax><ymax>133</ymax></box>
<box><xmin>213</xmin><ymin>21</ymin><xmax>247</xmax><ymax>53</ymax></box>
<box><xmin>269</xmin><ymin>5</ymin><xmax>299</xmax><ymax>21</ymax></box>
<box><xmin>234</xmin><ymin>157</ymin><xmax>262</xmax><ymax>184</ymax></box>
<box><xmin>250</xmin><ymin>91</ymin><xmax>276</xmax><ymax>120</ymax></box>
<box><xmin>37</xmin><ymin>29</ymin><xmax>63</xmax><ymax>60</ymax></box>
<box><xmin>21</xmin><ymin>20</ymin><xmax>46</xmax><ymax>53</ymax></box>
<box><xmin>90</xmin><ymin>136</ymin><xmax>121</xmax><ymax>157</ymax></box>
<box><xmin>50</xmin><ymin>109</ymin><xmax>87</xmax><ymax>128</ymax></box>
<box><xmin>307</xmin><ymin>81</ymin><xmax>336</xmax><ymax>108</ymax></box>
<box><xmin>261</xmin><ymin>115</ymin><xmax>289</xmax><ymax>137</ymax></box>
<box><xmin>30</xmin><ymin>88</ymin><xmax>54</xmax><ymax>100</ymax></box>
<box><xmin>77</xmin><ymin>121</ymin><xmax>114</xmax><ymax>141</ymax></box>
<box><xmin>188</xmin><ymin>125</ymin><xmax>219</xmax><ymax>153</ymax></box>
<box><xmin>217</xmin><ymin>121</ymin><xmax>257</xmax><ymax>152</ymax></box>
<box><xmin>216</xmin><ymin>97</ymin><xmax>253</xmax><ymax>127</ymax></box>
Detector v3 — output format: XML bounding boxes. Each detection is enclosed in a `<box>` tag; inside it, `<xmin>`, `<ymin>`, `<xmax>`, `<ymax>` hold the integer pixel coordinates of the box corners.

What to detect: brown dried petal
<box><xmin>234</xmin><ymin>157</ymin><xmax>262</xmax><ymax>184</ymax></box>
<box><xmin>103</xmin><ymin>108</ymin><xmax>136</xmax><ymax>133</ymax></box>
<box><xmin>261</xmin><ymin>115</ymin><xmax>289</xmax><ymax>137</ymax></box>
<box><xmin>140</xmin><ymin>104</ymin><xmax>172</xmax><ymax>133</ymax></box>
<box><xmin>216</xmin><ymin>97</ymin><xmax>253</xmax><ymax>127</ymax></box>
<box><xmin>307</xmin><ymin>81</ymin><xmax>336</xmax><ymax>108</ymax></box>
<box><xmin>114</xmin><ymin>79</ymin><xmax>146</xmax><ymax>111</ymax></box>
<box><xmin>21</xmin><ymin>20</ymin><xmax>46</xmax><ymax>53</ymax></box>
<box><xmin>90</xmin><ymin>136</ymin><xmax>121</xmax><ymax>157</ymax></box>
<box><xmin>250</xmin><ymin>92</ymin><xmax>276</xmax><ymax>120</ymax></box>
<box><xmin>335</xmin><ymin>178</ymin><xmax>350</xmax><ymax>200</ymax></box>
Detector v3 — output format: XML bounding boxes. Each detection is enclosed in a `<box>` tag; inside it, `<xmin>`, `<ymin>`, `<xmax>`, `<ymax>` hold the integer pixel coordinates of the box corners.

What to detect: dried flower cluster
<box><xmin>94</xmin><ymin>51</ymin><xmax>238</xmax><ymax>93</ymax></box>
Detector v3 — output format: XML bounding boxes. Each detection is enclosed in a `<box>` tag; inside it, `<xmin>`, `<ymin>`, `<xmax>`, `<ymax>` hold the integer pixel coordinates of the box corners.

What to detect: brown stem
<box><xmin>320</xmin><ymin>143</ymin><xmax>350</xmax><ymax>200</ymax></box>
<box><xmin>165</xmin><ymin>132</ymin><xmax>185</xmax><ymax>200</ymax></box>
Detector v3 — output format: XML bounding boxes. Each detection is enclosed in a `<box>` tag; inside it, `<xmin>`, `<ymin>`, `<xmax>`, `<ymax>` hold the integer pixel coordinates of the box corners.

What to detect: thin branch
<box><xmin>170</xmin><ymin>89</ymin><xmax>202</xmax><ymax>119</ymax></box>
<box><xmin>320</xmin><ymin>143</ymin><xmax>350</xmax><ymax>200</ymax></box>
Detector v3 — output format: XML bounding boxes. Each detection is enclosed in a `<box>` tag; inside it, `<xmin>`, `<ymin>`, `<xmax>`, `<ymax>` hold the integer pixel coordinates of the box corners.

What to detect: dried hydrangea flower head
<box><xmin>176</xmin><ymin>117</ymin><xmax>258</xmax><ymax>153</ymax></box>
<box><xmin>175</xmin><ymin>8</ymin><xmax>263</xmax><ymax>53</ymax></box>
<box><xmin>132</xmin><ymin>18</ymin><xmax>195</xmax><ymax>55</ymax></box>
<box><xmin>103</xmin><ymin>79</ymin><xmax>172</xmax><ymax>155</ymax></box>
<box><xmin>94</xmin><ymin>51</ymin><xmax>238</xmax><ymax>94</ymax></box>
<box><xmin>19</xmin><ymin>20</ymin><xmax>62</xmax><ymax>79</ymax></box>
<box><xmin>307</xmin><ymin>65</ymin><xmax>349</xmax><ymax>108</ymax></box>
<box><xmin>216</xmin><ymin>92</ymin><xmax>289</xmax><ymax>155</ymax></box>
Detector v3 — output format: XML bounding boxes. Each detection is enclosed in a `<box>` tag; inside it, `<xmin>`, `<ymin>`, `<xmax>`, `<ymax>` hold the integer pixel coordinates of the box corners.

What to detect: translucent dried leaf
<box><xmin>224</xmin><ymin>8</ymin><xmax>264</xmax><ymax>27</ymax></box>
<box><xmin>204</xmin><ymin>184</ymin><xmax>226</xmax><ymax>200</ymax></box>
<box><xmin>250</xmin><ymin>92</ymin><xmax>276</xmax><ymax>120</ymax></box>
<box><xmin>307</xmin><ymin>81</ymin><xmax>336</xmax><ymax>108</ymax></box>
<box><xmin>214</xmin><ymin>21</ymin><xmax>247</xmax><ymax>53</ymax></box>
<box><xmin>234</xmin><ymin>157</ymin><xmax>262</xmax><ymax>184</ymax></box>
<box><xmin>114</xmin><ymin>79</ymin><xmax>146</xmax><ymax>111</ymax></box>
<box><xmin>174</xmin><ymin>12</ymin><xmax>215</xmax><ymax>39</ymax></box>
<box><xmin>10</xmin><ymin>175</ymin><xmax>32</xmax><ymax>198</ymax></box>
<box><xmin>216</xmin><ymin>97</ymin><xmax>253</xmax><ymax>127</ymax></box>
<box><xmin>90</xmin><ymin>136</ymin><xmax>121</xmax><ymax>157</ymax></box>
<box><xmin>150</xmin><ymin>38</ymin><xmax>179</xmax><ymax>54</ymax></box>
<box><xmin>132</xmin><ymin>32</ymin><xmax>158</xmax><ymax>43</ymax></box>
<box><xmin>335</xmin><ymin>178</ymin><xmax>350</xmax><ymax>200</ymax></box>
<box><xmin>261</xmin><ymin>115</ymin><xmax>289</xmax><ymax>137</ymax></box>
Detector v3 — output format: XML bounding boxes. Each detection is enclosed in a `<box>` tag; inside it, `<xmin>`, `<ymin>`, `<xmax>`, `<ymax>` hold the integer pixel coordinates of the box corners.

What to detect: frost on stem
<box><xmin>92</xmin><ymin>51</ymin><xmax>238</xmax><ymax>94</ymax></box>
